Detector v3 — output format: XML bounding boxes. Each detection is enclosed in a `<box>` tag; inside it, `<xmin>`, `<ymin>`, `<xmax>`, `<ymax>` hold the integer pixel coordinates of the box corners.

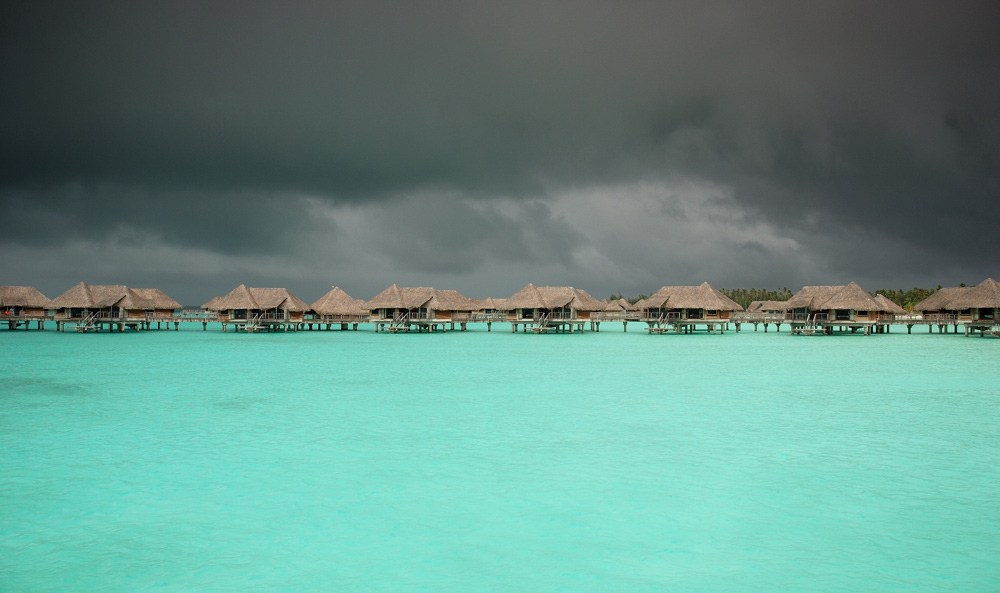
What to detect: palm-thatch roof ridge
<box><xmin>947</xmin><ymin>278</ymin><xmax>1000</xmax><ymax>309</ymax></box>
<box><xmin>786</xmin><ymin>282</ymin><xmax>889</xmax><ymax>312</ymax></box>
<box><xmin>602</xmin><ymin>298</ymin><xmax>634</xmax><ymax>311</ymax></box>
<box><xmin>50</xmin><ymin>282</ymin><xmax>157</xmax><ymax>309</ymax></box>
<box><xmin>201</xmin><ymin>296</ymin><xmax>222</xmax><ymax>310</ymax></box>
<box><xmin>311</xmin><ymin>287</ymin><xmax>368</xmax><ymax>316</ymax></box>
<box><xmin>819</xmin><ymin>282</ymin><xmax>888</xmax><ymax>312</ymax></box>
<box><xmin>131</xmin><ymin>288</ymin><xmax>182</xmax><ymax>310</ymax></box>
<box><xmin>251</xmin><ymin>287</ymin><xmax>310</xmax><ymax>311</ymax></box>
<box><xmin>206</xmin><ymin>284</ymin><xmax>309</xmax><ymax>312</ymax></box>
<box><xmin>785</xmin><ymin>286</ymin><xmax>844</xmax><ymax>310</ymax></box>
<box><xmin>912</xmin><ymin>287</ymin><xmax>970</xmax><ymax>312</ymax></box>
<box><xmin>50</xmin><ymin>282</ymin><xmax>97</xmax><ymax>309</ymax></box>
<box><xmin>873</xmin><ymin>294</ymin><xmax>906</xmax><ymax>315</ymax></box>
<box><xmin>641</xmin><ymin>282</ymin><xmax>743</xmax><ymax>311</ymax></box>
<box><xmin>365</xmin><ymin>285</ymin><xmax>476</xmax><ymax>311</ymax></box>
<box><xmin>0</xmin><ymin>286</ymin><xmax>53</xmax><ymax>308</ymax></box>
<box><xmin>747</xmin><ymin>300</ymin><xmax>790</xmax><ymax>312</ymax></box>
<box><xmin>427</xmin><ymin>289</ymin><xmax>477</xmax><ymax>311</ymax></box>
<box><xmin>474</xmin><ymin>297</ymin><xmax>510</xmax><ymax>311</ymax></box>
<box><xmin>504</xmin><ymin>284</ymin><xmax>603</xmax><ymax>311</ymax></box>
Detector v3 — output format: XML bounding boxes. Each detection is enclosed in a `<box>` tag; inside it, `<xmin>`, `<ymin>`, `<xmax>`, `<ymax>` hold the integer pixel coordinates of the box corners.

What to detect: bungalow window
<box><xmin>686</xmin><ymin>309</ymin><xmax>704</xmax><ymax>319</ymax></box>
<box><xmin>979</xmin><ymin>309</ymin><xmax>995</xmax><ymax>320</ymax></box>
<box><xmin>836</xmin><ymin>310</ymin><xmax>851</xmax><ymax>320</ymax></box>
<box><xmin>960</xmin><ymin>308</ymin><xmax>972</xmax><ymax>316</ymax></box>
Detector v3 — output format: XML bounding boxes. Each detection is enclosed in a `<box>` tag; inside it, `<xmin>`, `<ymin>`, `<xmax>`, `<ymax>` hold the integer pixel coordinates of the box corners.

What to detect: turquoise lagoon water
<box><xmin>1</xmin><ymin>325</ymin><xmax>997</xmax><ymax>592</ymax></box>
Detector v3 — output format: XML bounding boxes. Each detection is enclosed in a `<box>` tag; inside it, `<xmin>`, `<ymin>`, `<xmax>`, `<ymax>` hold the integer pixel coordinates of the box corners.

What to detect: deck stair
<box><xmin>647</xmin><ymin>313</ymin><xmax>678</xmax><ymax>334</ymax></box>
<box><xmin>74</xmin><ymin>311</ymin><xmax>100</xmax><ymax>333</ymax></box>
<box><xmin>529</xmin><ymin>313</ymin><xmax>551</xmax><ymax>334</ymax></box>
<box><xmin>387</xmin><ymin>312</ymin><xmax>410</xmax><ymax>333</ymax></box>
<box><xmin>243</xmin><ymin>313</ymin><xmax>264</xmax><ymax>333</ymax></box>
<box><xmin>792</xmin><ymin>313</ymin><xmax>825</xmax><ymax>336</ymax></box>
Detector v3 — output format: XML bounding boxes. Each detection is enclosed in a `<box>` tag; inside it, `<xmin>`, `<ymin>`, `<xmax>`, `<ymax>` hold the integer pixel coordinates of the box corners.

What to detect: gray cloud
<box><xmin>2</xmin><ymin>1</ymin><xmax>998</xmax><ymax>301</ymax></box>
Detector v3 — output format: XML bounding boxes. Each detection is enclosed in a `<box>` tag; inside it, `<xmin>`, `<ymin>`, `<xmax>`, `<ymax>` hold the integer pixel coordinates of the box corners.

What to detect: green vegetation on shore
<box><xmin>718</xmin><ymin>287</ymin><xmax>793</xmax><ymax>310</ymax></box>
<box><xmin>610</xmin><ymin>285</ymin><xmax>949</xmax><ymax>312</ymax></box>
<box><xmin>872</xmin><ymin>286</ymin><xmax>943</xmax><ymax>311</ymax></box>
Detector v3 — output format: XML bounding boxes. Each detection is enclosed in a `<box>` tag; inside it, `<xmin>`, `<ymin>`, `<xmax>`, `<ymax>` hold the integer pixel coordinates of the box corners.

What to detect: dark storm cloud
<box><xmin>362</xmin><ymin>194</ymin><xmax>587</xmax><ymax>274</ymax></box>
<box><xmin>2</xmin><ymin>1</ymin><xmax>998</xmax><ymax>296</ymax></box>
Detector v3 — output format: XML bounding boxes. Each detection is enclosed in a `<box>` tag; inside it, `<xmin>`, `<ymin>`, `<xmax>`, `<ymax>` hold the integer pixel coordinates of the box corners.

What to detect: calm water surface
<box><xmin>2</xmin><ymin>325</ymin><xmax>997</xmax><ymax>592</ymax></box>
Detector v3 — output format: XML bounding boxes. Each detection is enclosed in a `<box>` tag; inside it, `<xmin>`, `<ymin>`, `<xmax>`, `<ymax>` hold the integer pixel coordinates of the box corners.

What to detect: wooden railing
<box><xmin>309</xmin><ymin>314</ymin><xmax>370</xmax><ymax>323</ymax></box>
<box><xmin>731</xmin><ymin>312</ymin><xmax>787</xmax><ymax>323</ymax></box>
<box><xmin>590</xmin><ymin>311</ymin><xmax>642</xmax><ymax>321</ymax></box>
<box><xmin>451</xmin><ymin>312</ymin><xmax>510</xmax><ymax>322</ymax></box>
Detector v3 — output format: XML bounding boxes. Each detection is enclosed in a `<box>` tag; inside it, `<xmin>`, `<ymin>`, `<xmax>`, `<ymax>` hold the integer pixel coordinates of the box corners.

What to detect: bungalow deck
<box><xmin>54</xmin><ymin>311</ymin><xmax>220</xmax><ymax>332</ymax></box>
<box><xmin>4</xmin><ymin>314</ymin><xmax>53</xmax><ymax>331</ymax></box>
<box><xmin>506</xmin><ymin>313</ymin><xmax>589</xmax><ymax>334</ymax></box>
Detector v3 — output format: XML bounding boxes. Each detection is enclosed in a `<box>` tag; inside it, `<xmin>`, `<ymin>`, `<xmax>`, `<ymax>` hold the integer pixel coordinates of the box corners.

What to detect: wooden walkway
<box><xmin>8</xmin><ymin>310</ymin><xmax>999</xmax><ymax>337</ymax></box>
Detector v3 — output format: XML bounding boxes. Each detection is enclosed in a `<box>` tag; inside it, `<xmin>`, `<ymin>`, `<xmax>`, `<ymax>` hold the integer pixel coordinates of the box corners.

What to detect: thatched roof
<box><xmin>917</xmin><ymin>278</ymin><xmax>1000</xmax><ymax>311</ymax></box>
<box><xmin>874</xmin><ymin>294</ymin><xmax>907</xmax><ymax>315</ymax></box>
<box><xmin>365</xmin><ymin>285</ymin><xmax>476</xmax><ymax>311</ymax></box>
<box><xmin>131</xmin><ymin>288</ymin><xmax>182</xmax><ymax>310</ymax></box>
<box><xmin>50</xmin><ymin>282</ymin><xmax>97</xmax><ymax>308</ymax></box>
<box><xmin>428</xmin><ymin>289</ymin><xmax>477</xmax><ymax>311</ymax></box>
<box><xmin>504</xmin><ymin>284</ymin><xmax>603</xmax><ymax>311</ymax></box>
<box><xmin>820</xmin><ymin>282</ymin><xmax>888</xmax><ymax>312</ymax></box>
<box><xmin>912</xmin><ymin>287</ymin><xmax>969</xmax><ymax>312</ymax></box>
<box><xmin>640</xmin><ymin>282</ymin><xmax>743</xmax><ymax>311</ymax></box>
<box><xmin>946</xmin><ymin>278</ymin><xmax>1000</xmax><ymax>309</ymax></box>
<box><xmin>311</xmin><ymin>287</ymin><xmax>368</xmax><ymax>315</ymax></box>
<box><xmin>747</xmin><ymin>300</ymin><xmax>790</xmax><ymax>312</ymax></box>
<box><xmin>50</xmin><ymin>282</ymin><xmax>151</xmax><ymax>309</ymax></box>
<box><xmin>785</xmin><ymin>286</ymin><xmax>843</xmax><ymax>310</ymax></box>
<box><xmin>113</xmin><ymin>289</ymin><xmax>158</xmax><ymax>310</ymax></box>
<box><xmin>787</xmin><ymin>282</ymin><xmax>888</xmax><ymax>312</ymax></box>
<box><xmin>48</xmin><ymin>283</ymin><xmax>181</xmax><ymax>310</ymax></box>
<box><xmin>0</xmin><ymin>286</ymin><xmax>52</xmax><ymax>308</ymax></box>
<box><xmin>474</xmin><ymin>297</ymin><xmax>510</xmax><ymax>311</ymax></box>
<box><xmin>602</xmin><ymin>298</ymin><xmax>634</xmax><ymax>311</ymax></box>
<box><xmin>207</xmin><ymin>284</ymin><xmax>310</xmax><ymax>312</ymax></box>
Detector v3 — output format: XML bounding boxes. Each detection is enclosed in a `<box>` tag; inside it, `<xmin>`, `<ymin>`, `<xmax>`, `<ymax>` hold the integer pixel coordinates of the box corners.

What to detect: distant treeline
<box><xmin>608</xmin><ymin>287</ymin><xmax>795</xmax><ymax>308</ymax></box>
<box><xmin>718</xmin><ymin>287</ymin><xmax>793</xmax><ymax>309</ymax></box>
<box><xmin>610</xmin><ymin>286</ymin><xmax>954</xmax><ymax>311</ymax></box>
<box><xmin>872</xmin><ymin>286</ymin><xmax>949</xmax><ymax>311</ymax></box>
<box><xmin>607</xmin><ymin>292</ymin><xmax>649</xmax><ymax>305</ymax></box>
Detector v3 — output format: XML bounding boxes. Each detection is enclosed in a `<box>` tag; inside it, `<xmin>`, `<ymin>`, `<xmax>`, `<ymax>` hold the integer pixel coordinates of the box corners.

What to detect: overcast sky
<box><xmin>2</xmin><ymin>1</ymin><xmax>998</xmax><ymax>304</ymax></box>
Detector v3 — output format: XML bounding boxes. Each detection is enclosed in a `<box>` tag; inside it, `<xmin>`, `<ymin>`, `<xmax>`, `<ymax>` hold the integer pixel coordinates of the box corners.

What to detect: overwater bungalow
<box><xmin>49</xmin><ymin>282</ymin><xmax>179</xmax><ymax>332</ymax></box>
<box><xmin>604</xmin><ymin>298</ymin><xmax>634</xmax><ymax>314</ymax></box>
<box><xmin>915</xmin><ymin>278</ymin><xmax>1000</xmax><ymax>336</ymax></box>
<box><xmin>873</xmin><ymin>294</ymin><xmax>907</xmax><ymax>317</ymax></box>
<box><xmin>785</xmin><ymin>282</ymin><xmax>891</xmax><ymax>335</ymax></box>
<box><xmin>465</xmin><ymin>297</ymin><xmax>510</xmax><ymax>331</ymax></box>
<box><xmin>503</xmin><ymin>284</ymin><xmax>603</xmax><ymax>333</ymax></box>
<box><xmin>205</xmin><ymin>284</ymin><xmax>310</xmax><ymax>332</ymax></box>
<box><xmin>474</xmin><ymin>297</ymin><xmax>510</xmax><ymax>316</ymax></box>
<box><xmin>589</xmin><ymin>298</ymin><xmax>638</xmax><ymax>331</ymax></box>
<box><xmin>1</xmin><ymin>286</ymin><xmax>53</xmax><ymax>330</ymax></box>
<box><xmin>733</xmin><ymin>300</ymin><xmax>790</xmax><ymax>332</ymax></box>
<box><xmin>366</xmin><ymin>285</ymin><xmax>477</xmax><ymax>332</ymax></box>
<box><xmin>638</xmin><ymin>282</ymin><xmax>743</xmax><ymax>334</ymax></box>
<box><xmin>308</xmin><ymin>286</ymin><xmax>369</xmax><ymax>330</ymax></box>
<box><xmin>746</xmin><ymin>300</ymin><xmax>789</xmax><ymax>314</ymax></box>
<box><xmin>131</xmin><ymin>288</ymin><xmax>183</xmax><ymax>328</ymax></box>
